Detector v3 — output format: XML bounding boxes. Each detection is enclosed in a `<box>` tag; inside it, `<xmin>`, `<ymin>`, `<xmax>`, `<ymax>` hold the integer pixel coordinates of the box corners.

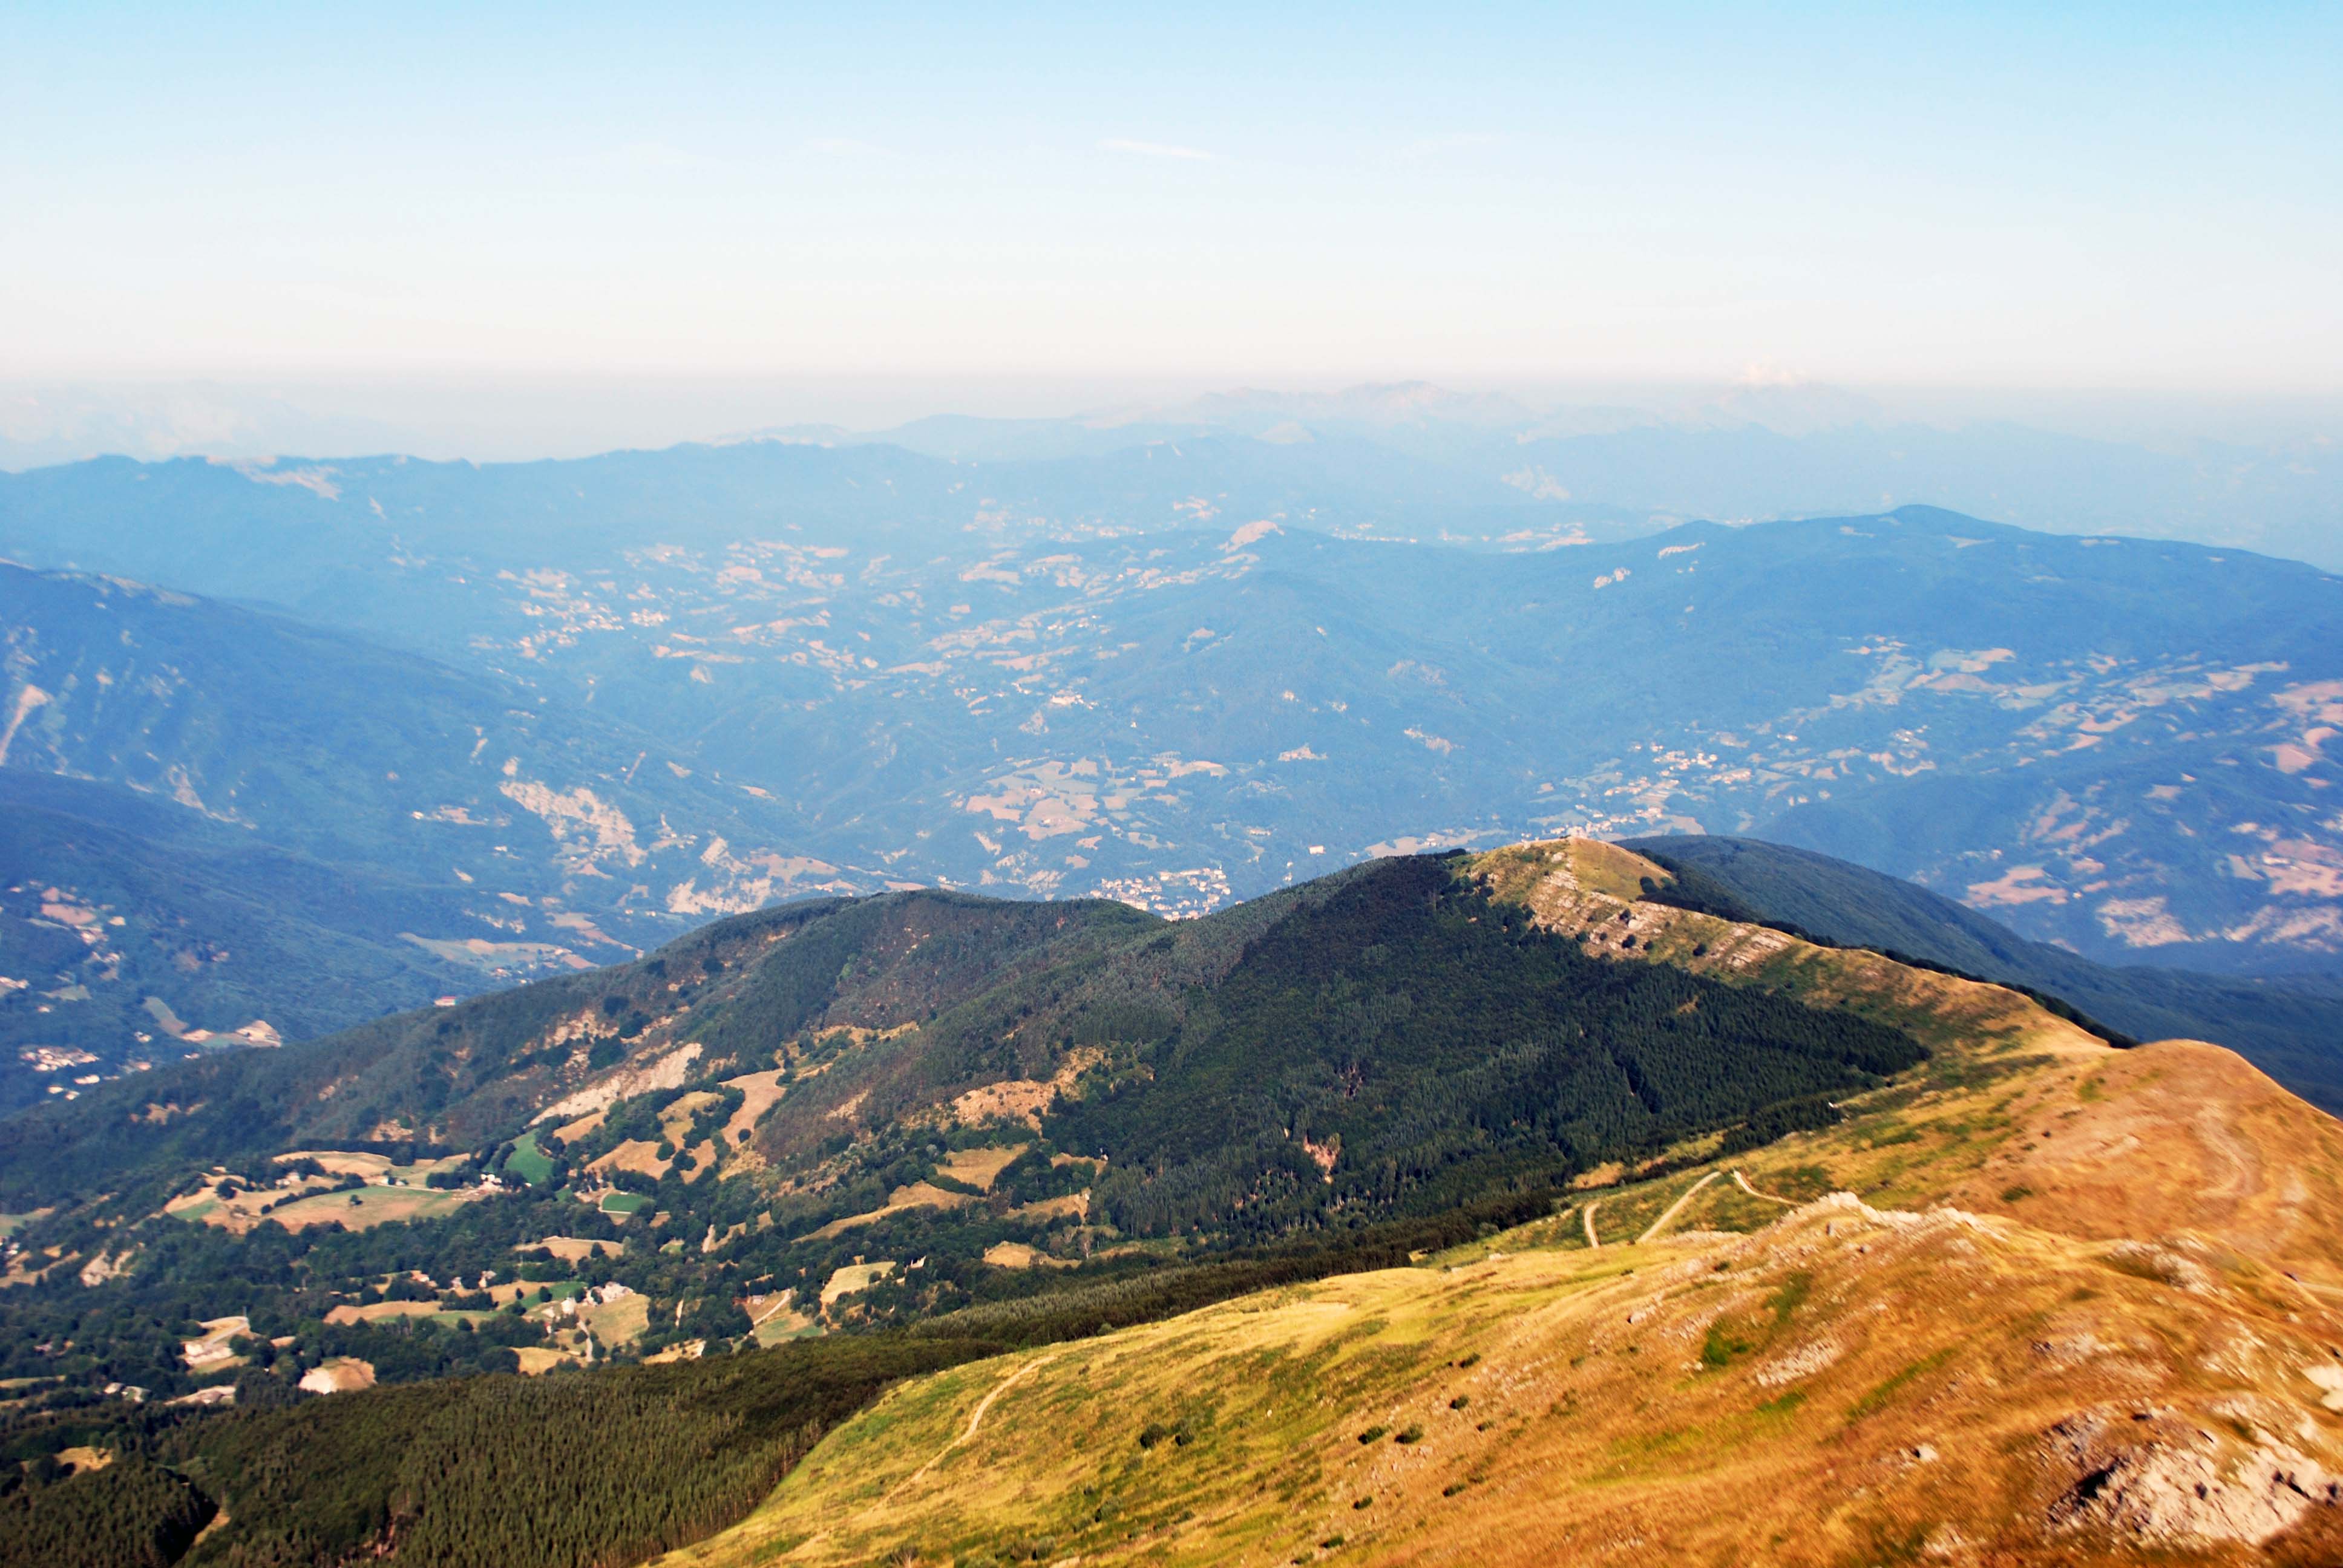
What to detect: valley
<box><xmin>5</xmin><ymin>451</ymin><xmax>2339</xmax><ymax>984</ymax></box>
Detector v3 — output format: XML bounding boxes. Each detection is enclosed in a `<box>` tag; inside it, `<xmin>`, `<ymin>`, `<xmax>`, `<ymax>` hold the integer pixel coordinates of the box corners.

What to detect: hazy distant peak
<box><xmin>713</xmin><ymin>423</ymin><xmax>853</xmax><ymax>448</ymax></box>
<box><xmin>1099</xmin><ymin>380</ymin><xmax>1538</xmax><ymax>433</ymax></box>
<box><xmin>1691</xmin><ymin>379</ymin><xmax>1889</xmax><ymax>435</ymax></box>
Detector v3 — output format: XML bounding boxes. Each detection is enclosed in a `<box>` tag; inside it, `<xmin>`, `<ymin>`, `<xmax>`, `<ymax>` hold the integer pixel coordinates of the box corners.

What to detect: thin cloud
<box><xmin>1099</xmin><ymin>137</ymin><xmax>1217</xmax><ymax>162</ymax></box>
<box><xmin>807</xmin><ymin>137</ymin><xmax>895</xmax><ymax>158</ymax></box>
<box><xmin>611</xmin><ymin>140</ymin><xmax>710</xmax><ymax>172</ymax></box>
<box><xmin>1399</xmin><ymin>132</ymin><xmax>1502</xmax><ymax>166</ymax></box>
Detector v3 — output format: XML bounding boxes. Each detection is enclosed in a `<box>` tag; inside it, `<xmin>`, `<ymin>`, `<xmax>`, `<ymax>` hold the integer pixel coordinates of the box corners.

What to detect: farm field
<box><xmin>503</xmin><ymin>1129</ymin><xmax>555</xmax><ymax>1185</ymax></box>
<box><xmin>323</xmin><ymin>1300</ymin><xmax>439</xmax><ymax>1325</ymax></box>
<box><xmin>528</xmin><ymin>1235</ymin><xmax>623</xmax><ymax>1263</ymax></box>
<box><xmin>274</xmin><ymin>1149</ymin><xmax>468</xmax><ymax>1182</ymax></box>
<box><xmin>576</xmin><ymin>1291</ymin><xmax>650</xmax><ymax>1347</ymax></box>
<box><xmin>940</xmin><ymin>1144</ymin><xmax>1026</xmax><ymax>1191</ymax></box>
<box><xmin>251</xmin><ymin>1182</ymin><xmax>482</xmax><ymax>1232</ymax></box>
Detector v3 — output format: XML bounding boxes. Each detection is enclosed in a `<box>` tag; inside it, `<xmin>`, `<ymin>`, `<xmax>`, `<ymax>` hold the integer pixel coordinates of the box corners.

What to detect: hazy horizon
<box><xmin>8</xmin><ymin>373</ymin><xmax>2343</xmax><ymax>471</ymax></box>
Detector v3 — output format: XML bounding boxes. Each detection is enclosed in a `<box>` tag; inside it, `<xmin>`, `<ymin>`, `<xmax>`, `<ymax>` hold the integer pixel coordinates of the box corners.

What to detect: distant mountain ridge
<box><xmin>0</xmin><ymin>561</ymin><xmax>887</xmax><ymax>1108</ymax></box>
<box><xmin>1622</xmin><ymin>834</ymin><xmax>2343</xmax><ymax>1108</ymax></box>
<box><xmin>14</xmin><ymin>378</ymin><xmax>2335</xmax><ymax>569</ymax></box>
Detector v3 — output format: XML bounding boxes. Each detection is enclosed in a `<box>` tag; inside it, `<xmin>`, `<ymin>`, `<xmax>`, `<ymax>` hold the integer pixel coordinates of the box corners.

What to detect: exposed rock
<box><xmin>2106</xmin><ymin>1239</ymin><xmax>2221</xmax><ymax>1295</ymax></box>
<box><xmin>2045</xmin><ymin>1409</ymin><xmax>2341</xmax><ymax>1545</ymax></box>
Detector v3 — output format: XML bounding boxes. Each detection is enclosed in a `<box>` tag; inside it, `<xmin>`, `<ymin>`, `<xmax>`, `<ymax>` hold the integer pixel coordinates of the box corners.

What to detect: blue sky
<box><xmin>5</xmin><ymin>3</ymin><xmax>2339</xmax><ymax>391</ymax></box>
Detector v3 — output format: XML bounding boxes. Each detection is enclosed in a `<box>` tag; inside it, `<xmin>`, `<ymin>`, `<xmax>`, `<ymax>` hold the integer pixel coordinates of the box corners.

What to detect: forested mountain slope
<box><xmin>0</xmin><ymin>772</ymin><xmax>485</xmax><ymax>1113</ymax></box>
<box><xmin>0</xmin><ymin>853</ymin><xmax>1922</xmax><ymax>1230</ymax></box>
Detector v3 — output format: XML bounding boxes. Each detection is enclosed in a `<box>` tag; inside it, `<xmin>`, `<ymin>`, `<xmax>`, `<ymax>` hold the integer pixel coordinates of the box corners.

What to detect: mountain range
<box><xmin>10</xmin><ymin>380</ymin><xmax>2341</xmax><ymax>571</ymax></box>
<box><xmin>7</xmin><ymin>436</ymin><xmax>2340</xmax><ymax>1108</ymax></box>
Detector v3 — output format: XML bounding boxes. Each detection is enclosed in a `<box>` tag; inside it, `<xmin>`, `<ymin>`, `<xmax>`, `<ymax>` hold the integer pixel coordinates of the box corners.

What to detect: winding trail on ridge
<box><xmin>785</xmin><ymin>1351</ymin><xmax>1069</xmax><ymax>1559</ymax></box>
<box><xmin>899</xmin><ymin>1353</ymin><xmax>1062</xmax><ymax>1492</ymax></box>
<box><xmin>1636</xmin><ymin>1171</ymin><xmax>1722</xmax><ymax>1244</ymax></box>
<box><xmin>1732</xmin><ymin>1168</ymin><xmax>1798</xmax><ymax>1206</ymax></box>
<box><xmin>1582</xmin><ymin>1200</ymin><xmax>1602</xmax><ymax>1249</ymax></box>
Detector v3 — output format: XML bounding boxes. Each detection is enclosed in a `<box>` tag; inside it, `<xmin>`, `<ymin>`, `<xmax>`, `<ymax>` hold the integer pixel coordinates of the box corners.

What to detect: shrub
<box><xmin>1700</xmin><ymin>1321</ymin><xmax>1750</xmax><ymax>1369</ymax></box>
<box><xmin>1137</xmin><ymin>1417</ymin><xmax>1192</xmax><ymax>1449</ymax></box>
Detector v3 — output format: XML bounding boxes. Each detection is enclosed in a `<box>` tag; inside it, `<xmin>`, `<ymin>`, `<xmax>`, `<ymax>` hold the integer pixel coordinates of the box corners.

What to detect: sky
<box><xmin>4</xmin><ymin>3</ymin><xmax>2340</xmax><ymax>401</ymax></box>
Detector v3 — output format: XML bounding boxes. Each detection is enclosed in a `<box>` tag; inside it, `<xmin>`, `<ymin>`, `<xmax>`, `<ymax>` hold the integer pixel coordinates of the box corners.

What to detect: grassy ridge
<box><xmin>1624</xmin><ymin>833</ymin><xmax>2343</xmax><ymax>1107</ymax></box>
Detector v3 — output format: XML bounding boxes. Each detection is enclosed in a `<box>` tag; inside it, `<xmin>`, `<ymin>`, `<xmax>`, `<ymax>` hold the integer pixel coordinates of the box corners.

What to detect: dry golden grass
<box><xmin>749</xmin><ymin>1290</ymin><xmax>818</xmax><ymax>1345</ymax></box>
<box><xmin>819</xmin><ymin>1261</ymin><xmax>897</xmax><ymax>1307</ymax></box>
<box><xmin>1006</xmin><ymin>1191</ymin><xmax>1089</xmax><ymax>1224</ymax></box>
<box><xmin>720</xmin><ymin>1068</ymin><xmax>788</xmax><ymax>1149</ymax></box>
<box><xmin>654</xmin><ymin>1172</ymin><xmax>2343</xmax><ymax>1568</ymax></box>
<box><xmin>943</xmin><ymin>1144</ymin><xmax>1028</xmax><ymax>1192</ymax></box>
<box><xmin>578</xmin><ymin>1292</ymin><xmax>650</xmax><ymax>1348</ymax></box>
<box><xmin>169</xmin><ymin>1177</ymin><xmax>480</xmax><ymax>1235</ymax></box>
<box><xmin>591</xmin><ymin>1138</ymin><xmax>673</xmax><ymax>1180</ymax></box>
<box><xmin>254</xmin><ymin>1183</ymin><xmax>480</xmax><ymax>1233</ymax></box>
<box><xmin>528</xmin><ymin>1235</ymin><xmax>623</xmax><ymax>1263</ymax></box>
<box><xmin>681</xmin><ymin>1137</ymin><xmax>722</xmax><ymax>1182</ymax></box>
<box><xmin>951</xmin><ymin>1051</ymin><xmax>1102</xmax><ymax>1129</ymax></box>
<box><xmin>812</xmin><ymin>1181</ymin><xmax>980</xmax><ymax>1240</ymax></box>
<box><xmin>323</xmin><ymin>1300</ymin><xmax>439</xmax><ymax>1325</ymax></box>
<box><xmin>55</xmin><ymin>1445</ymin><xmax>113</xmax><ymax>1477</ymax></box>
<box><xmin>556</xmin><ymin>1107</ymin><xmax>609</xmax><ymax>1143</ymax></box>
<box><xmin>981</xmin><ymin>1241</ymin><xmax>1073</xmax><ymax>1270</ymax></box>
<box><xmin>298</xmin><ymin>1357</ymin><xmax>377</xmax><ymax>1394</ymax></box>
<box><xmin>588</xmin><ymin>1091</ymin><xmax>736</xmax><ymax>1183</ymax></box>
<box><xmin>275</xmin><ymin>1149</ymin><xmax>401</xmax><ymax>1179</ymax></box>
<box><xmin>164</xmin><ymin>1179</ymin><xmax>327</xmax><ymax>1233</ymax></box>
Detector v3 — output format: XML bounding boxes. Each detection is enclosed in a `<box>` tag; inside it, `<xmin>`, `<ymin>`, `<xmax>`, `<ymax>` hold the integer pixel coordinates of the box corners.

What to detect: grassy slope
<box><xmin>656</xmin><ymin>840</ymin><xmax>2343</xmax><ymax>1568</ymax></box>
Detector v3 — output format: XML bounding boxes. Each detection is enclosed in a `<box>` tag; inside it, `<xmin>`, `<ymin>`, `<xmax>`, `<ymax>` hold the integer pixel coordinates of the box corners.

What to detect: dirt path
<box><xmin>899</xmin><ymin>1353</ymin><xmax>1061</xmax><ymax>1491</ymax></box>
<box><xmin>784</xmin><ymin>1351</ymin><xmax>1067</xmax><ymax>1557</ymax></box>
<box><xmin>1636</xmin><ymin>1171</ymin><xmax>1721</xmax><ymax>1244</ymax></box>
<box><xmin>1582</xmin><ymin>1200</ymin><xmax>1601</xmax><ymax>1249</ymax></box>
<box><xmin>1732</xmin><ymin>1168</ymin><xmax>1798</xmax><ymax>1206</ymax></box>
